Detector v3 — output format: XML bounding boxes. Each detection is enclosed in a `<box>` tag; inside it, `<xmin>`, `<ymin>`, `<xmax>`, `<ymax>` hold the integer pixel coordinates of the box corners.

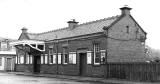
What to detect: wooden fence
<box><xmin>106</xmin><ymin>62</ymin><xmax>160</xmax><ymax>81</ymax></box>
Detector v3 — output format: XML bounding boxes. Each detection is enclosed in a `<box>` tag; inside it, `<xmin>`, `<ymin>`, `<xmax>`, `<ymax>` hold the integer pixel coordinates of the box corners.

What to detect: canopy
<box><xmin>10</xmin><ymin>40</ymin><xmax>45</xmax><ymax>52</ymax></box>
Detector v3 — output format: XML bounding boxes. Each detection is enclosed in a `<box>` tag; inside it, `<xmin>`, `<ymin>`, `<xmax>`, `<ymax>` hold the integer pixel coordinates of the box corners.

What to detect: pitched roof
<box><xmin>27</xmin><ymin>15</ymin><xmax>120</xmax><ymax>41</ymax></box>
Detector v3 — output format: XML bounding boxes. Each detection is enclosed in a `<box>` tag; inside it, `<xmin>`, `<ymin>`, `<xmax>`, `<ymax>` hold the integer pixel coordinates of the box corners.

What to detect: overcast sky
<box><xmin>0</xmin><ymin>0</ymin><xmax>159</xmax><ymax>49</ymax></box>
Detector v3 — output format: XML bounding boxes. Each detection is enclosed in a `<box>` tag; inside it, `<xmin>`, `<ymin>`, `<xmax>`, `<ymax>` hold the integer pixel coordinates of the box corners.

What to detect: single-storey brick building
<box><xmin>12</xmin><ymin>6</ymin><xmax>147</xmax><ymax>77</ymax></box>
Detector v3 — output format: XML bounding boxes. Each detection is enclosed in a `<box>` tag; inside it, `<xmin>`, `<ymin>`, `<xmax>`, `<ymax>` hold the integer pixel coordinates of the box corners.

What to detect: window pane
<box><xmin>45</xmin><ymin>54</ymin><xmax>48</xmax><ymax>64</ymax></box>
<box><xmin>20</xmin><ymin>55</ymin><xmax>24</xmax><ymax>64</ymax></box>
<box><xmin>30</xmin><ymin>55</ymin><xmax>33</xmax><ymax>64</ymax></box>
<box><xmin>94</xmin><ymin>43</ymin><xmax>100</xmax><ymax>65</ymax></box>
<box><xmin>26</xmin><ymin>54</ymin><xmax>29</xmax><ymax>64</ymax></box>
<box><xmin>101</xmin><ymin>52</ymin><xmax>105</xmax><ymax>64</ymax></box>
<box><xmin>41</xmin><ymin>54</ymin><xmax>44</xmax><ymax>64</ymax></box>
<box><xmin>64</xmin><ymin>54</ymin><xmax>68</xmax><ymax>64</ymax></box>
<box><xmin>58</xmin><ymin>53</ymin><xmax>61</xmax><ymax>64</ymax></box>
<box><xmin>87</xmin><ymin>52</ymin><xmax>92</xmax><ymax>64</ymax></box>
<box><xmin>95</xmin><ymin>52</ymin><xmax>100</xmax><ymax>63</ymax></box>
<box><xmin>53</xmin><ymin>54</ymin><xmax>56</xmax><ymax>64</ymax></box>
<box><xmin>69</xmin><ymin>54</ymin><xmax>73</xmax><ymax>64</ymax></box>
<box><xmin>73</xmin><ymin>54</ymin><xmax>76</xmax><ymax>64</ymax></box>
<box><xmin>15</xmin><ymin>56</ymin><xmax>17</xmax><ymax>64</ymax></box>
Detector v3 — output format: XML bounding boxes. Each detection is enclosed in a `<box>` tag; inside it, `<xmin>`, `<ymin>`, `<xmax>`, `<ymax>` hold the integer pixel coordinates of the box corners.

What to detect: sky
<box><xmin>0</xmin><ymin>0</ymin><xmax>159</xmax><ymax>49</ymax></box>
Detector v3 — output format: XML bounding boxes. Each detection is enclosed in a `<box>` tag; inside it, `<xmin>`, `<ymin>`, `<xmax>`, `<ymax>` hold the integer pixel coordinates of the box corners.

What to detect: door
<box><xmin>33</xmin><ymin>56</ymin><xmax>40</xmax><ymax>73</ymax></box>
<box><xmin>79</xmin><ymin>53</ymin><xmax>87</xmax><ymax>76</ymax></box>
<box><xmin>6</xmin><ymin>58</ymin><xmax>12</xmax><ymax>71</ymax></box>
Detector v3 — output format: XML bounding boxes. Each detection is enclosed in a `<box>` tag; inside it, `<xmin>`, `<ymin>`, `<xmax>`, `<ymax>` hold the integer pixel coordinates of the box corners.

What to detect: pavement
<box><xmin>4</xmin><ymin>71</ymin><xmax>160</xmax><ymax>84</ymax></box>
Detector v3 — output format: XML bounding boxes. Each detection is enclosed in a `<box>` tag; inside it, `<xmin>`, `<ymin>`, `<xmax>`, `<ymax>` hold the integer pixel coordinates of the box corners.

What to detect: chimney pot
<box><xmin>21</xmin><ymin>27</ymin><xmax>28</xmax><ymax>33</ymax></box>
<box><xmin>120</xmin><ymin>5</ymin><xmax>132</xmax><ymax>15</ymax></box>
<box><xmin>67</xmin><ymin>19</ymin><xmax>79</xmax><ymax>29</ymax></box>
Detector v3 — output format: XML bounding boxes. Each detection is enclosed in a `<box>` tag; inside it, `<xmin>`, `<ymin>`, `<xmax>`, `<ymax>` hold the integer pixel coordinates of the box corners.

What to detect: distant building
<box><xmin>0</xmin><ymin>38</ymin><xmax>16</xmax><ymax>71</ymax></box>
<box><xmin>12</xmin><ymin>6</ymin><xmax>147</xmax><ymax>77</ymax></box>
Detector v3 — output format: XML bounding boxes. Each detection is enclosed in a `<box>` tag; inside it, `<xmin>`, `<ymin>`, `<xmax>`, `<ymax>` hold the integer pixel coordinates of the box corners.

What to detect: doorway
<box><xmin>6</xmin><ymin>58</ymin><xmax>12</xmax><ymax>71</ymax></box>
<box><xmin>33</xmin><ymin>56</ymin><xmax>40</xmax><ymax>73</ymax></box>
<box><xmin>79</xmin><ymin>53</ymin><xmax>87</xmax><ymax>76</ymax></box>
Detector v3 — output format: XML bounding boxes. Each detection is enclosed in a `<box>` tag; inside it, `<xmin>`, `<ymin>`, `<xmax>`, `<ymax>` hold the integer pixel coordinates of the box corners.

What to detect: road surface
<box><xmin>0</xmin><ymin>73</ymin><xmax>114</xmax><ymax>84</ymax></box>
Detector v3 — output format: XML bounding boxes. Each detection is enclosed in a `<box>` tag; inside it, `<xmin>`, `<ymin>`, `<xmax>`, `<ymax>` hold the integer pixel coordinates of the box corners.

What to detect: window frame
<box><xmin>69</xmin><ymin>52</ymin><xmax>76</xmax><ymax>64</ymax></box>
<box><xmin>93</xmin><ymin>43</ymin><xmax>100</xmax><ymax>65</ymax></box>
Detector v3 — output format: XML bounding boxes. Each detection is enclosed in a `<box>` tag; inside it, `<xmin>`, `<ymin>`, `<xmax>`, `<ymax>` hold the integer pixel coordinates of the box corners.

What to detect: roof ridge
<box><xmin>78</xmin><ymin>15</ymin><xmax>120</xmax><ymax>26</ymax></box>
<box><xmin>36</xmin><ymin>27</ymin><xmax>69</xmax><ymax>35</ymax></box>
<box><xmin>28</xmin><ymin>15</ymin><xmax>119</xmax><ymax>35</ymax></box>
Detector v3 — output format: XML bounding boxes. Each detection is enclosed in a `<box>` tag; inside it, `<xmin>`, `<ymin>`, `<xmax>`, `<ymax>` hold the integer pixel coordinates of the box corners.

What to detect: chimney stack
<box><xmin>21</xmin><ymin>27</ymin><xmax>28</xmax><ymax>33</ymax></box>
<box><xmin>120</xmin><ymin>5</ymin><xmax>132</xmax><ymax>15</ymax></box>
<box><xmin>67</xmin><ymin>19</ymin><xmax>79</xmax><ymax>29</ymax></box>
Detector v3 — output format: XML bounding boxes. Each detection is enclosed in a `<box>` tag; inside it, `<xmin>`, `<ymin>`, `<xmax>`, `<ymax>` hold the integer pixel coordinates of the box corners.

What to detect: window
<box><xmin>87</xmin><ymin>51</ymin><xmax>92</xmax><ymax>64</ymax></box>
<box><xmin>26</xmin><ymin>54</ymin><xmax>29</xmax><ymax>64</ymax></box>
<box><xmin>49</xmin><ymin>55</ymin><xmax>53</xmax><ymax>64</ymax></box>
<box><xmin>63</xmin><ymin>54</ymin><xmax>68</xmax><ymax>64</ymax></box>
<box><xmin>58</xmin><ymin>53</ymin><xmax>62</xmax><ymax>64</ymax></box>
<box><xmin>49</xmin><ymin>49</ymin><xmax>54</xmax><ymax>64</ymax></box>
<box><xmin>63</xmin><ymin>47</ymin><xmax>68</xmax><ymax>64</ymax></box>
<box><xmin>20</xmin><ymin>55</ymin><xmax>24</xmax><ymax>64</ymax></box>
<box><xmin>0</xmin><ymin>58</ymin><xmax>2</xmax><ymax>66</ymax></box>
<box><xmin>15</xmin><ymin>56</ymin><xmax>17</xmax><ymax>64</ymax></box>
<box><xmin>126</xmin><ymin>26</ymin><xmax>129</xmax><ymax>33</ymax></box>
<box><xmin>30</xmin><ymin>55</ymin><xmax>33</xmax><ymax>64</ymax></box>
<box><xmin>41</xmin><ymin>54</ymin><xmax>44</xmax><ymax>64</ymax></box>
<box><xmin>18</xmin><ymin>55</ymin><xmax>20</xmax><ymax>64</ymax></box>
<box><xmin>69</xmin><ymin>52</ymin><xmax>76</xmax><ymax>64</ymax></box>
<box><xmin>94</xmin><ymin>43</ymin><xmax>100</xmax><ymax>65</ymax></box>
<box><xmin>53</xmin><ymin>54</ymin><xmax>56</xmax><ymax>64</ymax></box>
<box><xmin>45</xmin><ymin>54</ymin><xmax>48</xmax><ymax>64</ymax></box>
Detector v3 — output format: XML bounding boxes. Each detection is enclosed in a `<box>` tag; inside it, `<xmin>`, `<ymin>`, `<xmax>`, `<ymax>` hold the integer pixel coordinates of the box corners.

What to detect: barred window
<box><xmin>94</xmin><ymin>43</ymin><xmax>100</xmax><ymax>65</ymax></box>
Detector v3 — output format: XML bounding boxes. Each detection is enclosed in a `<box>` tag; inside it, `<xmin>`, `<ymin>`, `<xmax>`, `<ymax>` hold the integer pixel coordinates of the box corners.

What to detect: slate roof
<box><xmin>27</xmin><ymin>15</ymin><xmax>120</xmax><ymax>41</ymax></box>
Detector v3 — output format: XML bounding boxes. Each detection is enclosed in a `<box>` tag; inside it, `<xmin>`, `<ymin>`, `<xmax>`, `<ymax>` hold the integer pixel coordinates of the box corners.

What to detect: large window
<box><xmin>69</xmin><ymin>52</ymin><xmax>76</xmax><ymax>64</ymax></box>
<box><xmin>93</xmin><ymin>43</ymin><xmax>100</xmax><ymax>65</ymax></box>
<box><xmin>0</xmin><ymin>58</ymin><xmax>2</xmax><ymax>66</ymax></box>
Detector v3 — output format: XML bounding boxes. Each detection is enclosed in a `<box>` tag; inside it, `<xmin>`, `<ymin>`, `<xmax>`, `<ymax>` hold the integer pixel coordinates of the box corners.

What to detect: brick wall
<box><xmin>15</xmin><ymin>64</ymin><xmax>33</xmax><ymax>72</ymax></box>
<box><xmin>107</xmin><ymin>15</ymin><xmax>146</xmax><ymax>62</ymax></box>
